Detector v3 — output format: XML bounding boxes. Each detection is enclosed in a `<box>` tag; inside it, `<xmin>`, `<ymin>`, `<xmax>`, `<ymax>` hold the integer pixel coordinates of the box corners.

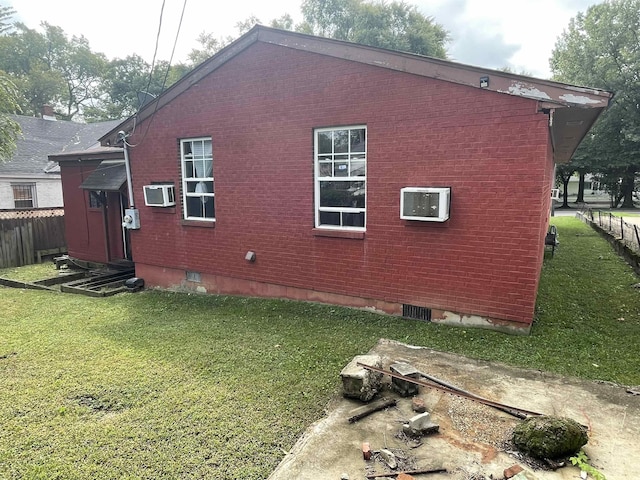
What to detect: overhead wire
<box><xmin>125</xmin><ymin>0</ymin><xmax>188</xmax><ymax>149</ymax></box>
<box><xmin>143</xmin><ymin>0</ymin><xmax>167</xmax><ymax>106</ymax></box>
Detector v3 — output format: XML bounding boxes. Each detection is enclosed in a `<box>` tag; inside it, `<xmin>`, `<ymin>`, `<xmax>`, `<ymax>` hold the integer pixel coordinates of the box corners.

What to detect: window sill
<box><xmin>150</xmin><ymin>206</ymin><xmax>176</xmax><ymax>214</ymax></box>
<box><xmin>312</xmin><ymin>228</ymin><xmax>365</xmax><ymax>239</ymax></box>
<box><xmin>181</xmin><ymin>219</ymin><xmax>215</xmax><ymax>228</ymax></box>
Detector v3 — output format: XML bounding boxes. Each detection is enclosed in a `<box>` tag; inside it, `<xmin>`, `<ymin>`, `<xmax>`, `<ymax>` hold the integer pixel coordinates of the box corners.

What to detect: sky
<box><xmin>7</xmin><ymin>0</ymin><xmax>600</xmax><ymax>79</ymax></box>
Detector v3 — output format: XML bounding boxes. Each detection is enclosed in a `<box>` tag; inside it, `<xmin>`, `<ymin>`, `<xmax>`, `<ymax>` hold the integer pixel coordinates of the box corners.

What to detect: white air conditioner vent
<box><xmin>400</xmin><ymin>187</ymin><xmax>451</xmax><ymax>222</ymax></box>
<box><xmin>143</xmin><ymin>184</ymin><xmax>176</xmax><ymax>207</ymax></box>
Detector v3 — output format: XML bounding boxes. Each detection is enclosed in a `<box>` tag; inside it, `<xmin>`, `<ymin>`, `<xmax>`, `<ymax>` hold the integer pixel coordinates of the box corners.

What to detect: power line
<box><xmin>127</xmin><ymin>0</ymin><xmax>188</xmax><ymax>149</ymax></box>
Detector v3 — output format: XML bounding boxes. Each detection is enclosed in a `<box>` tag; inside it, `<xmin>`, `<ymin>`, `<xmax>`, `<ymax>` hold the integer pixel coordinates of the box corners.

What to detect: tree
<box><xmin>0</xmin><ymin>22</ymin><xmax>108</xmax><ymax>120</ymax></box>
<box><xmin>187</xmin><ymin>1</ymin><xmax>449</xmax><ymax>65</ymax></box>
<box><xmin>299</xmin><ymin>0</ymin><xmax>449</xmax><ymax>58</ymax></box>
<box><xmin>0</xmin><ymin>4</ymin><xmax>15</xmax><ymax>35</ymax></box>
<box><xmin>550</xmin><ymin>0</ymin><xmax>640</xmax><ymax>208</ymax></box>
<box><xmin>270</xmin><ymin>14</ymin><xmax>294</xmax><ymax>31</ymax></box>
<box><xmin>556</xmin><ymin>164</ymin><xmax>575</xmax><ymax>208</ymax></box>
<box><xmin>0</xmin><ymin>73</ymin><xmax>21</xmax><ymax>162</ymax></box>
<box><xmin>186</xmin><ymin>16</ymin><xmax>261</xmax><ymax>66</ymax></box>
<box><xmin>83</xmin><ymin>55</ymin><xmax>188</xmax><ymax>121</ymax></box>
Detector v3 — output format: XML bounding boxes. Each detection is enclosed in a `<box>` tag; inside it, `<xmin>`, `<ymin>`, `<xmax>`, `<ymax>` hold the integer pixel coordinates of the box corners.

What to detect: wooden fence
<box><xmin>0</xmin><ymin>208</ymin><xmax>66</xmax><ymax>268</ymax></box>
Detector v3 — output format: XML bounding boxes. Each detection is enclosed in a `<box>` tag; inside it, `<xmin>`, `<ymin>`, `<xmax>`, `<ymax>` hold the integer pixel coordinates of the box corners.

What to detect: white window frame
<box><xmin>180</xmin><ymin>137</ymin><xmax>214</xmax><ymax>222</ymax></box>
<box><xmin>11</xmin><ymin>183</ymin><xmax>37</xmax><ymax>209</ymax></box>
<box><xmin>314</xmin><ymin>126</ymin><xmax>367</xmax><ymax>231</ymax></box>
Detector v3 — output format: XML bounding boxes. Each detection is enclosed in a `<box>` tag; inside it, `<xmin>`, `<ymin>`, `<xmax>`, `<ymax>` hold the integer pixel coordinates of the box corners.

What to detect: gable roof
<box><xmin>100</xmin><ymin>25</ymin><xmax>613</xmax><ymax>164</ymax></box>
<box><xmin>0</xmin><ymin>116</ymin><xmax>122</xmax><ymax>178</ymax></box>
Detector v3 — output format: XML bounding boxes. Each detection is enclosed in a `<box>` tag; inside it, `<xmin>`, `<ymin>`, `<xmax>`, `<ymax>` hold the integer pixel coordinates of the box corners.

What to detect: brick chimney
<box><xmin>41</xmin><ymin>104</ymin><xmax>57</xmax><ymax>121</ymax></box>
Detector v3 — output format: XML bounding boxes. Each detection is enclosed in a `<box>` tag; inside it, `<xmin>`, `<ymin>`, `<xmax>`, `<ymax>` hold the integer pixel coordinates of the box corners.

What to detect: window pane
<box><xmin>186</xmin><ymin>180</ymin><xmax>213</xmax><ymax>194</ymax></box>
<box><xmin>320</xmin><ymin>181</ymin><xmax>365</xmax><ymax>208</ymax></box>
<box><xmin>350</xmin><ymin>161</ymin><xmax>365</xmax><ymax>177</ymax></box>
<box><xmin>184</xmin><ymin>160</ymin><xmax>195</xmax><ymax>178</ymax></box>
<box><xmin>88</xmin><ymin>191</ymin><xmax>102</xmax><ymax>208</ymax></box>
<box><xmin>319</xmin><ymin>211</ymin><xmax>340</xmax><ymax>226</ymax></box>
<box><xmin>317</xmin><ymin>131</ymin><xmax>333</xmax><ymax>154</ymax></box>
<box><xmin>343</xmin><ymin>212</ymin><xmax>365</xmax><ymax>227</ymax></box>
<box><xmin>334</xmin><ymin>130</ymin><xmax>349</xmax><ymax>153</ymax></box>
<box><xmin>350</xmin><ymin>129</ymin><xmax>366</xmax><ymax>152</ymax></box>
<box><xmin>15</xmin><ymin>200</ymin><xmax>33</xmax><ymax>209</ymax></box>
<box><xmin>319</xmin><ymin>163</ymin><xmax>332</xmax><ymax>177</ymax></box>
<box><xmin>186</xmin><ymin>196</ymin><xmax>215</xmax><ymax>218</ymax></box>
<box><xmin>334</xmin><ymin>162</ymin><xmax>349</xmax><ymax>177</ymax></box>
<box><xmin>183</xmin><ymin>142</ymin><xmax>193</xmax><ymax>158</ymax></box>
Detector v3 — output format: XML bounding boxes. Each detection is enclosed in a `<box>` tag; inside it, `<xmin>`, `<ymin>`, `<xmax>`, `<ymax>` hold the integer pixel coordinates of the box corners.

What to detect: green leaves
<box><xmin>0</xmin><ymin>73</ymin><xmax>21</xmax><ymax>162</ymax></box>
<box><xmin>300</xmin><ymin>0</ymin><xmax>449</xmax><ymax>58</ymax></box>
<box><xmin>551</xmin><ymin>1</ymin><xmax>640</xmax><ymax>207</ymax></box>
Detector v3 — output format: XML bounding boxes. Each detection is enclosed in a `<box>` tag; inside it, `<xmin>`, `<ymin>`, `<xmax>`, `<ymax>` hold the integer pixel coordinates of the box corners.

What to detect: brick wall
<box><xmin>127</xmin><ymin>42</ymin><xmax>552</xmax><ymax>328</ymax></box>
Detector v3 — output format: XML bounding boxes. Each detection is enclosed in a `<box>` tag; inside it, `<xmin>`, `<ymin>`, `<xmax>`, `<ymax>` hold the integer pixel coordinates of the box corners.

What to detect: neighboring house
<box><xmin>0</xmin><ymin>108</ymin><xmax>121</xmax><ymax>210</ymax></box>
<box><xmin>56</xmin><ymin>26</ymin><xmax>612</xmax><ymax>332</ymax></box>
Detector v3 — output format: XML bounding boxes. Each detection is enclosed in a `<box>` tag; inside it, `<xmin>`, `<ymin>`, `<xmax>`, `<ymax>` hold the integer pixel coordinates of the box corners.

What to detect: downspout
<box><xmin>119</xmin><ymin>131</ymin><xmax>135</xmax><ymax>208</ymax></box>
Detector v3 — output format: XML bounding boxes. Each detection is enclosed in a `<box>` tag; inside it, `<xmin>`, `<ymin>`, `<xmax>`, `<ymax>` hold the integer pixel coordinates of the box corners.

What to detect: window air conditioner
<box><xmin>143</xmin><ymin>184</ymin><xmax>176</xmax><ymax>207</ymax></box>
<box><xmin>400</xmin><ymin>187</ymin><xmax>451</xmax><ymax>222</ymax></box>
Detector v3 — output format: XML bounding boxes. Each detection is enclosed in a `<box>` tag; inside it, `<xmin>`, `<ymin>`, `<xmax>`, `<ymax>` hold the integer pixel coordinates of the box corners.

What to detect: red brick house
<box><xmin>70</xmin><ymin>26</ymin><xmax>612</xmax><ymax>332</ymax></box>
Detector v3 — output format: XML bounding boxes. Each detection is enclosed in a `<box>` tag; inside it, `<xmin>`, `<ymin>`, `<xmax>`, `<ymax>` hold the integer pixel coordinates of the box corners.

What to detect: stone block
<box><xmin>403</xmin><ymin>412</ymin><xmax>440</xmax><ymax>437</ymax></box>
<box><xmin>340</xmin><ymin>355</ymin><xmax>383</xmax><ymax>402</ymax></box>
<box><xmin>379</xmin><ymin>449</ymin><xmax>397</xmax><ymax>469</ymax></box>
<box><xmin>390</xmin><ymin>362</ymin><xmax>420</xmax><ymax>397</ymax></box>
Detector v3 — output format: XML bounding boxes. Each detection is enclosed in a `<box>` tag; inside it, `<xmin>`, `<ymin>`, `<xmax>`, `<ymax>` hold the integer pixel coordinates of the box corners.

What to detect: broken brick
<box><xmin>504</xmin><ymin>464</ymin><xmax>524</xmax><ymax>479</ymax></box>
<box><xmin>397</xmin><ymin>473</ymin><xmax>415</xmax><ymax>480</ymax></box>
<box><xmin>362</xmin><ymin>442</ymin><xmax>371</xmax><ymax>460</ymax></box>
<box><xmin>411</xmin><ymin>396</ymin><xmax>426</xmax><ymax>413</ymax></box>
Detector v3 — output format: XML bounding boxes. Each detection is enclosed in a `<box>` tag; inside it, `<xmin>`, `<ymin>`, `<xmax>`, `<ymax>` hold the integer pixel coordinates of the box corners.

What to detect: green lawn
<box><xmin>1</xmin><ymin>217</ymin><xmax>638</xmax><ymax>479</ymax></box>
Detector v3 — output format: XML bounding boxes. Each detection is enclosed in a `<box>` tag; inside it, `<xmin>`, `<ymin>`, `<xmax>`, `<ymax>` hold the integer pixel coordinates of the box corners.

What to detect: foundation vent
<box><xmin>402</xmin><ymin>304</ymin><xmax>432</xmax><ymax>322</ymax></box>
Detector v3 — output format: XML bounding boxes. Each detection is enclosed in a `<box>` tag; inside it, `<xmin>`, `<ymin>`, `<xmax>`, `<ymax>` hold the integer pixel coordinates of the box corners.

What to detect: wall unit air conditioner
<box><xmin>143</xmin><ymin>184</ymin><xmax>175</xmax><ymax>207</ymax></box>
<box><xmin>400</xmin><ymin>187</ymin><xmax>451</xmax><ymax>222</ymax></box>
<box><xmin>551</xmin><ymin>188</ymin><xmax>560</xmax><ymax>201</ymax></box>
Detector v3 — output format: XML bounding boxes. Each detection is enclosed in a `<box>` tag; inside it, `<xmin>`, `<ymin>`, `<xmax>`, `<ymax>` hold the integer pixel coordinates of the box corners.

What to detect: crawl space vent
<box><xmin>402</xmin><ymin>304</ymin><xmax>432</xmax><ymax>322</ymax></box>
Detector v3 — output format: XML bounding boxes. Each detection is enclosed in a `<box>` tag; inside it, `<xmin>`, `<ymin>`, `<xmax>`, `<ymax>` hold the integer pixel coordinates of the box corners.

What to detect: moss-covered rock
<box><xmin>512</xmin><ymin>415</ymin><xmax>588</xmax><ymax>460</ymax></box>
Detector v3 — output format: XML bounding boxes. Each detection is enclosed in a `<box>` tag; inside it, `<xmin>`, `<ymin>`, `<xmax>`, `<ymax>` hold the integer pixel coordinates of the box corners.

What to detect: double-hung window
<box><xmin>314</xmin><ymin>126</ymin><xmax>366</xmax><ymax>230</ymax></box>
<box><xmin>12</xmin><ymin>183</ymin><xmax>37</xmax><ymax>209</ymax></box>
<box><xmin>181</xmin><ymin>137</ymin><xmax>214</xmax><ymax>221</ymax></box>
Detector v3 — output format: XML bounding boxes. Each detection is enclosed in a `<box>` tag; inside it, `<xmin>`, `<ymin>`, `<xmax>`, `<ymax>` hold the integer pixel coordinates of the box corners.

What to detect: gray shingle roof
<box><xmin>0</xmin><ymin>116</ymin><xmax>122</xmax><ymax>177</ymax></box>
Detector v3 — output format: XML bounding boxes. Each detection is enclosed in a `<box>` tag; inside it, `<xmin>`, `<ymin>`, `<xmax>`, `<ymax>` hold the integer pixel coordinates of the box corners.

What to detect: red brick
<box><xmin>504</xmin><ymin>464</ymin><xmax>524</xmax><ymax>478</ymax></box>
<box><xmin>66</xmin><ymin>41</ymin><xmax>555</xmax><ymax>327</ymax></box>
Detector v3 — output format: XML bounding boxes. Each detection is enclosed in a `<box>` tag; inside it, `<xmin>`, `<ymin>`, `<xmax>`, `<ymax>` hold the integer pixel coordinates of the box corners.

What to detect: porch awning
<box><xmin>80</xmin><ymin>161</ymin><xmax>127</xmax><ymax>191</ymax></box>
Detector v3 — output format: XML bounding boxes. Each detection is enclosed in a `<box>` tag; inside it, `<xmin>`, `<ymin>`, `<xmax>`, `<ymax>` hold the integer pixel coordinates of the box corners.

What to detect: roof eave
<box><xmin>98</xmin><ymin>25</ymin><xmax>614</xmax><ymax>160</ymax></box>
<box><xmin>50</xmin><ymin>146</ymin><xmax>124</xmax><ymax>164</ymax></box>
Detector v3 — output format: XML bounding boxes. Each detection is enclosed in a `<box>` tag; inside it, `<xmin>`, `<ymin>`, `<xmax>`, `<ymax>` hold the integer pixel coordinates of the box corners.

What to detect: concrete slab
<box><xmin>268</xmin><ymin>339</ymin><xmax>640</xmax><ymax>480</ymax></box>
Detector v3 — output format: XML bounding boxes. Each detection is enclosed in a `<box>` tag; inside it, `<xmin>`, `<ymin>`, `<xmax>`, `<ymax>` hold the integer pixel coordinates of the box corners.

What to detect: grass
<box><xmin>1</xmin><ymin>217</ymin><xmax>638</xmax><ymax>479</ymax></box>
<box><xmin>0</xmin><ymin>262</ymin><xmax>58</xmax><ymax>282</ymax></box>
<box><xmin>610</xmin><ymin>211</ymin><xmax>640</xmax><ymax>218</ymax></box>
